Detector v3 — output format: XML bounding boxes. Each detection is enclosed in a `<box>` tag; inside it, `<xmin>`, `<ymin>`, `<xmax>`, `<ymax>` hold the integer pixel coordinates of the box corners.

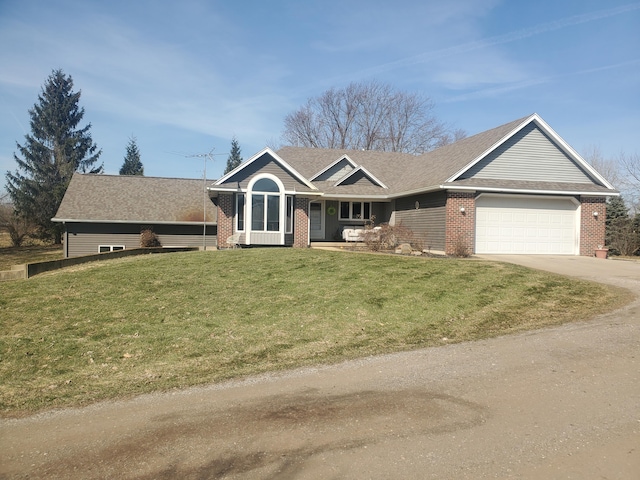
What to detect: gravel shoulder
<box><xmin>1</xmin><ymin>256</ymin><xmax>639</xmax><ymax>479</ymax></box>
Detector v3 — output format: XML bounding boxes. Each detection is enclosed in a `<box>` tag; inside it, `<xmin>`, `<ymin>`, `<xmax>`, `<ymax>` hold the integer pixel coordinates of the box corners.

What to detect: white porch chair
<box><xmin>226</xmin><ymin>233</ymin><xmax>241</xmax><ymax>249</ymax></box>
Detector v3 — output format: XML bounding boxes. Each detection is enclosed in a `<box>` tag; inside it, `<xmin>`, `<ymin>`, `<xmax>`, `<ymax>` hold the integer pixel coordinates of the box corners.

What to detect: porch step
<box><xmin>310</xmin><ymin>242</ymin><xmax>366</xmax><ymax>249</ymax></box>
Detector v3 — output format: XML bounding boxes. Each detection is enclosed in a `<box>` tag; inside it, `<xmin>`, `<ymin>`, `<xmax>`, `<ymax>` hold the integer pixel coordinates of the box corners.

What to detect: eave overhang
<box><xmin>52</xmin><ymin>218</ymin><xmax>217</xmax><ymax>225</ymax></box>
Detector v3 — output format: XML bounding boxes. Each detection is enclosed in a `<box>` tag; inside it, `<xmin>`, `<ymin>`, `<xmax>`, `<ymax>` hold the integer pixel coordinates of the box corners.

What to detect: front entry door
<box><xmin>310</xmin><ymin>202</ymin><xmax>324</xmax><ymax>240</ymax></box>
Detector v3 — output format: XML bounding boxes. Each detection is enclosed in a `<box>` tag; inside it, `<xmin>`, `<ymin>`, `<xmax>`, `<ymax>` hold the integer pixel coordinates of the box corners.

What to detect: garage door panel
<box><xmin>476</xmin><ymin>196</ymin><xmax>577</xmax><ymax>255</ymax></box>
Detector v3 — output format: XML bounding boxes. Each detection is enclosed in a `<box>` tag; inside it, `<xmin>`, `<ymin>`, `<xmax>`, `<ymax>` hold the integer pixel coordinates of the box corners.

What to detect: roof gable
<box><xmin>310</xmin><ymin>155</ymin><xmax>357</xmax><ymax>181</ymax></box>
<box><xmin>458</xmin><ymin>122</ymin><xmax>596</xmax><ymax>184</ymax></box>
<box><xmin>448</xmin><ymin>114</ymin><xmax>614</xmax><ymax>189</ymax></box>
<box><xmin>214</xmin><ymin>148</ymin><xmax>316</xmax><ymax>191</ymax></box>
<box><xmin>334</xmin><ymin>166</ymin><xmax>388</xmax><ymax>189</ymax></box>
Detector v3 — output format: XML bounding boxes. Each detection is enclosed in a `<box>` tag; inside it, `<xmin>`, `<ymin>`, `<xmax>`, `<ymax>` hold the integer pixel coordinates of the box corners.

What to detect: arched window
<box><xmin>251</xmin><ymin>177</ymin><xmax>280</xmax><ymax>231</ymax></box>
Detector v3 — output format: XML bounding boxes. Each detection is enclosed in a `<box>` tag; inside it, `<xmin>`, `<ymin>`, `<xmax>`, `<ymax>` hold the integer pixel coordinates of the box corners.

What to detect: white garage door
<box><xmin>475</xmin><ymin>195</ymin><xmax>578</xmax><ymax>254</ymax></box>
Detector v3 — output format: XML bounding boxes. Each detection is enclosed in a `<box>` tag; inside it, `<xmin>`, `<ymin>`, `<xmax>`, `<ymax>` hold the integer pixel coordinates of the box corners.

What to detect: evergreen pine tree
<box><xmin>119</xmin><ymin>136</ymin><xmax>144</xmax><ymax>175</ymax></box>
<box><xmin>5</xmin><ymin>69</ymin><xmax>102</xmax><ymax>243</ymax></box>
<box><xmin>606</xmin><ymin>196</ymin><xmax>629</xmax><ymax>255</ymax></box>
<box><xmin>224</xmin><ymin>137</ymin><xmax>243</xmax><ymax>174</ymax></box>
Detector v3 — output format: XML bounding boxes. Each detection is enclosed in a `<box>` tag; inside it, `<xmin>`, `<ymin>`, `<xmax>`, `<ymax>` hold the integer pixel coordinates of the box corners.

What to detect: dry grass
<box><xmin>0</xmin><ymin>248</ymin><xmax>630</xmax><ymax>417</ymax></box>
<box><xmin>0</xmin><ymin>239</ymin><xmax>63</xmax><ymax>271</ymax></box>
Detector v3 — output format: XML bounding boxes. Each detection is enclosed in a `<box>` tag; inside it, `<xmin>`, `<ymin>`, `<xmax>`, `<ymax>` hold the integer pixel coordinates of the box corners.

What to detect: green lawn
<box><xmin>0</xmin><ymin>248</ymin><xmax>629</xmax><ymax>417</ymax></box>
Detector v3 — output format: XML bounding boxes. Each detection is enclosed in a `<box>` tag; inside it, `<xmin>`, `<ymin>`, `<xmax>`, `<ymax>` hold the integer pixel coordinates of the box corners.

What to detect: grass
<box><xmin>0</xmin><ymin>232</ymin><xmax>63</xmax><ymax>271</ymax></box>
<box><xmin>0</xmin><ymin>248</ymin><xmax>630</xmax><ymax>417</ymax></box>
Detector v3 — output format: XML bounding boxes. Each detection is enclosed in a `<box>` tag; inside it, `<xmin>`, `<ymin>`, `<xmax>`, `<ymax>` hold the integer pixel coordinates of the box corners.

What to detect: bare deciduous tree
<box><xmin>619</xmin><ymin>151</ymin><xmax>640</xmax><ymax>204</ymax></box>
<box><xmin>282</xmin><ymin>80</ymin><xmax>464</xmax><ymax>154</ymax></box>
<box><xmin>0</xmin><ymin>200</ymin><xmax>35</xmax><ymax>247</ymax></box>
<box><xmin>583</xmin><ymin>145</ymin><xmax>622</xmax><ymax>187</ymax></box>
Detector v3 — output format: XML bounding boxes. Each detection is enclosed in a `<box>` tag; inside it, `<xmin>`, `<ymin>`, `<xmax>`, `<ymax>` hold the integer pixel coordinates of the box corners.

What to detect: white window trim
<box><xmin>246</xmin><ymin>174</ymin><xmax>286</xmax><ymax>245</ymax></box>
<box><xmin>99</xmin><ymin>245</ymin><xmax>125</xmax><ymax>253</ymax></box>
<box><xmin>339</xmin><ymin>201</ymin><xmax>371</xmax><ymax>221</ymax></box>
<box><xmin>235</xmin><ymin>193</ymin><xmax>246</xmax><ymax>232</ymax></box>
<box><xmin>285</xmin><ymin>195</ymin><xmax>294</xmax><ymax>234</ymax></box>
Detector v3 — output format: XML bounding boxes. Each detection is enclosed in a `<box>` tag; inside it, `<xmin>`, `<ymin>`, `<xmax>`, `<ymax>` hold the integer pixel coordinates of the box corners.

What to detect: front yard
<box><xmin>0</xmin><ymin>248</ymin><xmax>629</xmax><ymax>417</ymax></box>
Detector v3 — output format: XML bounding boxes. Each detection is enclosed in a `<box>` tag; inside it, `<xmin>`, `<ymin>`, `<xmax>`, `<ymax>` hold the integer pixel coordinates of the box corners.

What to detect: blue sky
<box><xmin>1</xmin><ymin>0</ymin><xmax>639</xmax><ymax>183</ymax></box>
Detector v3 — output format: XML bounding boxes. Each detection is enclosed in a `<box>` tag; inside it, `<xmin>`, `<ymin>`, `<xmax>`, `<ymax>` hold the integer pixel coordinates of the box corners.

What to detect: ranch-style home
<box><xmin>53</xmin><ymin>113</ymin><xmax>617</xmax><ymax>258</ymax></box>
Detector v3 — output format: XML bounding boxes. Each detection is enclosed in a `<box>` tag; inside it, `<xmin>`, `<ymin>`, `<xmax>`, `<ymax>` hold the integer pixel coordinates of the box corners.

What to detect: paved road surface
<box><xmin>1</xmin><ymin>255</ymin><xmax>639</xmax><ymax>479</ymax></box>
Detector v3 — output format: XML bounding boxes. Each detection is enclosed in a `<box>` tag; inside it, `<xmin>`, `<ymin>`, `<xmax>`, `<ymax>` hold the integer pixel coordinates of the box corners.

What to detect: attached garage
<box><xmin>475</xmin><ymin>195</ymin><xmax>579</xmax><ymax>255</ymax></box>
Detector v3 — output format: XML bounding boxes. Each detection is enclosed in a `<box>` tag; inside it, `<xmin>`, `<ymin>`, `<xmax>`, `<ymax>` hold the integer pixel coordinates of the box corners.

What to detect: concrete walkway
<box><xmin>1</xmin><ymin>255</ymin><xmax>639</xmax><ymax>479</ymax></box>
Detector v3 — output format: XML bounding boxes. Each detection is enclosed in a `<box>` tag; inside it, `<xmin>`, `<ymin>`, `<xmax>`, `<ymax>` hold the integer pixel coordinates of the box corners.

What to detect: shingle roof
<box><xmin>53</xmin><ymin>174</ymin><xmax>217</xmax><ymax>224</ymax></box>
<box><xmin>277</xmin><ymin>115</ymin><xmax>616</xmax><ymax>197</ymax></box>
<box><xmin>276</xmin><ymin>116</ymin><xmax>532</xmax><ymax>196</ymax></box>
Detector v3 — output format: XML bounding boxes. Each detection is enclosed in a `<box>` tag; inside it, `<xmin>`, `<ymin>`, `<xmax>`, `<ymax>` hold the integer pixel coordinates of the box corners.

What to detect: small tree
<box><xmin>0</xmin><ymin>201</ymin><xmax>35</xmax><ymax>247</ymax></box>
<box><xmin>606</xmin><ymin>196</ymin><xmax>629</xmax><ymax>255</ymax></box>
<box><xmin>119</xmin><ymin>136</ymin><xmax>144</xmax><ymax>175</ymax></box>
<box><xmin>224</xmin><ymin>137</ymin><xmax>243</xmax><ymax>174</ymax></box>
<box><xmin>5</xmin><ymin>69</ymin><xmax>102</xmax><ymax>243</ymax></box>
<box><xmin>607</xmin><ymin>216</ymin><xmax>640</xmax><ymax>256</ymax></box>
<box><xmin>140</xmin><ymin>227</ymin><xmax>161</xmax><ymax>247</ymax></box>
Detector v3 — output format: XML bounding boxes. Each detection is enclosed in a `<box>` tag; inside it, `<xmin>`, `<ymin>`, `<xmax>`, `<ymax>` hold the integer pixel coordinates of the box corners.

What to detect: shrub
<box><xmin>451</xmin><ymin>233</ymin><xmax>471</xmax><ymax>258</ymax></box>
<box><xmin>0</xmin><ymin>203</ymin><xmax>35</xmax><ymax>247</ymax></box>
<box><xmin>363</xmin><ymin>222</ymin><xmax>423</xmax><ymax>252</ymax></box>
<box><xmin>607</xmin><ymin>216</ymin><xmax>640</xmax><ymax>256</ymax></box>
<box><xmin>140</xmin><ymin>227</ymin><xmax>162</xmax><ymax>247</ymax></box>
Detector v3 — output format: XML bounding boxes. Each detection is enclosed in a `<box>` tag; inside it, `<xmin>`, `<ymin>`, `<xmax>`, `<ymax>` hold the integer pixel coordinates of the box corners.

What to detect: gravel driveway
<box><xmin>2</xmin><ymin>256</ymin><xmax>639</xmax><ymax>479</ymax></box>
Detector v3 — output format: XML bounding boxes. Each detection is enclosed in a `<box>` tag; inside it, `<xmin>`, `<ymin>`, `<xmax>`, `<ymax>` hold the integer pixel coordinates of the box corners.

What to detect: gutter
<box><xmin>52</xmin><ymin>218</ymin><xmax>218</xmax><ymax>225</ymax></box>
<box><xmin>438</xmin><ymin>185</ymin><xmax>619</xmax><ymax>197</ymax></box>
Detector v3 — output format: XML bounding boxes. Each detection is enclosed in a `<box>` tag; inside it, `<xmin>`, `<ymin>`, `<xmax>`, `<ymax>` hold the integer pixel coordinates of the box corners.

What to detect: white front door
<box><xmin>310</xmin><ymin>202</ymin><xmax>324</xmax><ymax>240</ymax></box>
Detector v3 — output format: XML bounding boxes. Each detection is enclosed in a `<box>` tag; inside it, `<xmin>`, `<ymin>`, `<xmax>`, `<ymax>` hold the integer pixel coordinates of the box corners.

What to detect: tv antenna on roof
<box><xmin>185</xmin><ymin>148</ymin><xmax>216</xmax><ymax>250</ymax></box>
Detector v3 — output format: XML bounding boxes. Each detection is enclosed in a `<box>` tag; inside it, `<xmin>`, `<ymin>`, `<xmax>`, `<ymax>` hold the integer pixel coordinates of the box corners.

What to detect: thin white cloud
<box><xmin>357</xmin><ymin>3</ymin><xmax>640</xmax><ymax>78</ymax></box>
<box><xmin>442</xmin><ymin>58</ymin><xmax>640</xmax><ymax>103</ymax></box>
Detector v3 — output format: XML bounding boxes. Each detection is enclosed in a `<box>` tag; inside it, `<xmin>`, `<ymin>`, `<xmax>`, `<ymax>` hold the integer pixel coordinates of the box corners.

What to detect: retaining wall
<box><xmin>0</xmin><ymin>247</ymin><xmax>199</xmax><ymax>281</ymax></box>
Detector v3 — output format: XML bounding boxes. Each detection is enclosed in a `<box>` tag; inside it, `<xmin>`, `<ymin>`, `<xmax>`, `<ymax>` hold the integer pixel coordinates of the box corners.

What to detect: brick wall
<box><xmin>445</xmin><ymin>192</ymin><xmax>476</xmax><ymax>256</ymax></box>
<box><xmin>293</xmin><ymin>197</ymin><xmax>310</xmax><ymax>248</ymax></box>
<box><xmin>579</xmin><ymin>196</ymin><xmax>606</xmax><ymax>256</ymax></box>
<box><xmin>216</xmin><ymin>193</ymin><xmax>234</xmax><ymax>248</ymax></box>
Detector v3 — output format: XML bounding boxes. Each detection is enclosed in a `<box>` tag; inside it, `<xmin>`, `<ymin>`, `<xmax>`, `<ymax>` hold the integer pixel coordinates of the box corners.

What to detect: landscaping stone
<box><xmin>398</xmin><ymin>243</ymin><xmax>412</xmax><ymax>255</ymax></box>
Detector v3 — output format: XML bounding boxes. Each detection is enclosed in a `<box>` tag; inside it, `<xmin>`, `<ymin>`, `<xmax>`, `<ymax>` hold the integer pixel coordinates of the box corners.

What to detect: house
<box><xmin>53</xmin><ymin>175</ymin><xmax>217</xmax><ymax>258</ymax></box>
<box><xmin>54</xmin><ymin>113</ymin><xmax>616</xmax><ymax>257</ymax></box>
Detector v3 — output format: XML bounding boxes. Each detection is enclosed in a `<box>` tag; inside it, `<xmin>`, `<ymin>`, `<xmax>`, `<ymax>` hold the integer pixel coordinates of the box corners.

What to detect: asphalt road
<box><xmin>1</xmin><ymin>255</ymin><xmax>639</xmax><ymax>479</ymax></box>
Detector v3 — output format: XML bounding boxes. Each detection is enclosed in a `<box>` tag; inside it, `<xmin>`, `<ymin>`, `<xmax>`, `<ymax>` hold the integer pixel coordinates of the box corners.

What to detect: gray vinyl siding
<box><xmin>220</xmin><ymin>152</ymin><xmax>311</xmax><ymax>191</ymax></box>
<box><xmin>249</xmin><ymin>231</ymin><xmax>282</xmax><ymax>245</ymax></box>
<box><xmin>65</xmin><ymin>223</ymin><xmax>217</xmax><ymax>258</ymax></box>
<box><xmin>394</xmin><ymin>192</ymin><xmax>446</xmax><ymax>251</ymax></box>
<box><xmin>314</xmin><ymin>159</ymin><xmax>355</xmax><ymax>181</ymax></box>
<box><xmin>337</xmin><ymin>170</ymin><xmax>380</xmax><ymax>187</ymax></box>
<box><xmin>372</xmin><ymin>202</ymin><xmax>391</xmax><ymax>224</ymax></box>
<box><xmin>460</xmin><ymin>123</ymin><xmax>596</xmax><ymax>184</ymax></box>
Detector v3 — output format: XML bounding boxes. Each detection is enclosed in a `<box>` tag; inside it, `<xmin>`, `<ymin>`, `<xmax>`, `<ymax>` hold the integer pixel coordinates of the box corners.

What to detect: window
<box><xmin>252</xmin><ymin>195</ymin><xmax>265</xmax><ymax>230</ymax></box>
<box><xmin>286</xmin><ymin>196</ymin><xmax>294</xmax><ymax>233</ymax></box>
<box><xmin>99</xmin><ymin>245</ymin><xmax>125</xmax><ymax>253</ymax></box>
<box><xmin>253</xmin><ymin>178</ymin><xmax>279</xmax><ymax>192</ymax></box>
<box><xmin>251</xmin><ymin>177</ymin><xmax>280</xmax><ymax>232</ymax></box>
<box><xmin>236</xmin><ymin>193</ymin><xmax>245</xmax><ymax>231</ymax></box>
<box><xmin>339</xmin><ymin>201</ymin><xmax>371</xmax><ymax>220</ymax></box>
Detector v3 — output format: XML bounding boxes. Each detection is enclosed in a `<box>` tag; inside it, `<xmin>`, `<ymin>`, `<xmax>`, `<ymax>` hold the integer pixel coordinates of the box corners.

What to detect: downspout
<box><xmin>63</xmin><ymin>222</ymin><xmax>68</xmax><ymax>258</ymax></box>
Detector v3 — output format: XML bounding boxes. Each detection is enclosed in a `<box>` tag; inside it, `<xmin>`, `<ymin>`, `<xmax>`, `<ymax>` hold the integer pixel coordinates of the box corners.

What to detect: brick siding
<box><xmin>445</xmin><ymin>191</ymin><xmax>476</xmax><ymax>255</ymax></box>
<box><xmin>579</xmin><ymin>196</ymin><xmax>606</xmax><ymax>256</ymax></box>
<box><xmin>293</xmin><ymin>197</ymin><xmax>310</xmax><ymax>248</ymax></box>
<box><xmin>216</xmin><ymin>193</ymin><xmax>234</xmax><ymax>248</ymax></box>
